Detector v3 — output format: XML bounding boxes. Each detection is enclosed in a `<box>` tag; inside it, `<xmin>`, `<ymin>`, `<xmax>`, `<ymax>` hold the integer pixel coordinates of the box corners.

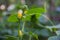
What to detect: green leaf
<box><xmin>7</xmin><ymin>14</ymin><xmax>18</xmax><ymax>22</ymax></box>
<box><xmin>27</xmin><ymin>7</ymin><xmax>45</xmax><ymax>15</ymax></box>
<box><xmin>33</xmin><ymin>34</ymin><xmax>39</xmax><ymax>40</ymax></box>
<box><xmin>55</xmin><ymin>30</ymin><xmax>60</xmax><ymax>35</ymax></box>
<box><xmin>6</xmin><ymin>35</ymin><xmax>19</xmax><ymax>40</ymax></box>
<box><xmin>22</xmin><ymin>15</ymin><xmax>31</xmax><ymax>21</ymax></box>
<box><xmin>48</xmin><ymin>36</ymin><xmax>60</xmax><ymax>40</ymax></box>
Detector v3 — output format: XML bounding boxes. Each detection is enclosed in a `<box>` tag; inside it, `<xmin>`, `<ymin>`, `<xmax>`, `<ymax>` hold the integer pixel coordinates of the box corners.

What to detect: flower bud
<box><xmin>24</xmin><ymin>10</ymin><xmax>27</xmax><ymax>14</ymax></box>
<box><xmin>18</xmin><ymin>9</ymin><xmax>23</xmax><ymax>19</ymax></box>
<box><xmin>19</xmin><ymin>30</ymin><xmax>23</xmax><ymax>36</ymax></box>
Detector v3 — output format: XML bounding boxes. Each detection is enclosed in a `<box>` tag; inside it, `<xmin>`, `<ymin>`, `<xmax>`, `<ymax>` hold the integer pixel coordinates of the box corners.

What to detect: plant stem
<box><xmin>22</xmin><ymin>22</ymin><xmax>25</xmax><ymax>32</ymax></box>
<box><xmin>29</xmin><ymin>35</ymin><xmax>32</xmax><ymax>40</ymax></box>
<box><xmin>18</xmin><ymin>20</ymin><xmax>21</xmax><ymax>40</ymax></box>
<box><xmin>20</xmin><ymin>21</ymin><xmax>25</xmax><ymax>40</ymax></box>
<box><xmin>18</xmin><ymin>20</ymin><xmax>25</xmax><ymax>40</ymax></box>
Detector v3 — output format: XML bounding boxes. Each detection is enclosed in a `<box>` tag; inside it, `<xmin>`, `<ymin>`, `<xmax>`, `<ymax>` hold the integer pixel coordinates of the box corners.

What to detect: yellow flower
<box><xmin>18</xmin><ymin>10</ymin><xmax>23</xmax><ymax>19</ymax></box>
<box><xmin>24</xmin><ymin>10</ymin><xmax>27</xmax><ymax>14</ymax></box>
<box><xmin>18</xmin><ymin>13</ymin><xmax>22</xmax><ymax>19</ymax></box>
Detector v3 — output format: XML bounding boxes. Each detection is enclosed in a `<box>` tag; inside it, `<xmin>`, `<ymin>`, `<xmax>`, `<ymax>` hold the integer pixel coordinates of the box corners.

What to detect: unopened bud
<box><xmin>18</xmin><ymin>9</ymin><xmax>23</xmax><ymax>19</ymax></box>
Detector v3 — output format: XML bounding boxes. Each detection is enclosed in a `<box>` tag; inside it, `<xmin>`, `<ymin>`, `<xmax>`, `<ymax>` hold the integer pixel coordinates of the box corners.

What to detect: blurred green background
<box><xmin>0</xmin><ymin>0</ymin><xmax>60</xmax><ymax>40</ymax></box>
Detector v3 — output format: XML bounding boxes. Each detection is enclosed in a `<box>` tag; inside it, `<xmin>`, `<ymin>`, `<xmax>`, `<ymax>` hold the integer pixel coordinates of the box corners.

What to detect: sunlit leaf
<box><xmin>7</xmin><ymin>14</ymin><xmax>18</xmax><ymax>22</ymax></box>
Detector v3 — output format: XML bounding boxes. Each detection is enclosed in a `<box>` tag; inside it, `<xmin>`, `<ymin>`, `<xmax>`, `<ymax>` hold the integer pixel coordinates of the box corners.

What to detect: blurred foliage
<box><xmin>7</xmin><ymin>7</ymin><xmax>45</xmax><ymax>22</ymax></box>
<box><xmin>1</xmin><ymin>0</ymin><xmax>60</xmax><ymax>40</ymax></box>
